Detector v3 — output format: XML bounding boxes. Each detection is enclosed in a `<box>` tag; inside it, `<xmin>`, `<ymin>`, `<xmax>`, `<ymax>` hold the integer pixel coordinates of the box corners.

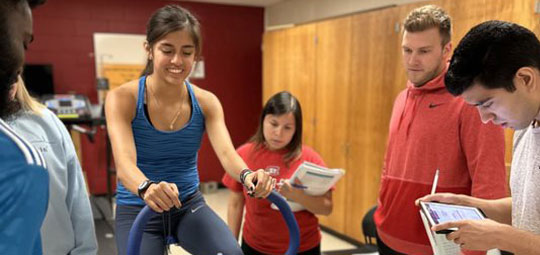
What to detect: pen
<box><xmin>430</xmin><ymin>168</ymin><xmax>439</xmax><ymax>195</ymax></box>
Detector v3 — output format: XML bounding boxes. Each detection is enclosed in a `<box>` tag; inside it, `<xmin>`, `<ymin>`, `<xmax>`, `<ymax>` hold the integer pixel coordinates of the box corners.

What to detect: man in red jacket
<box><xmin>374</xmin><ymin>5</ymin><xmax>508</xmax><ymax>254</ymax></box>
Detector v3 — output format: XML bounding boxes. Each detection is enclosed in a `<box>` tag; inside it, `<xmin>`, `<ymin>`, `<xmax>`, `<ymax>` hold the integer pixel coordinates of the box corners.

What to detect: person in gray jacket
<box><xmin>8</xmin><ymin>76</ymin><xmax>98</xmax><ymax>255</ymax></box>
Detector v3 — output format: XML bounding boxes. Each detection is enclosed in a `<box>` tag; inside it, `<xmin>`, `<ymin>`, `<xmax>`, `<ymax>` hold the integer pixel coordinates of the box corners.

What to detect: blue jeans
<box><xmin>115</xmin><ymin>191</ymin><xmax>243</xmax><ymax>255</ymax></box>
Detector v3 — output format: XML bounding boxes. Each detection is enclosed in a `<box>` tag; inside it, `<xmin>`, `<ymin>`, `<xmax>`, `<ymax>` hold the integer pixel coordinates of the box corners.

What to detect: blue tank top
<box><xmin>116</xmin><ymin>76</ymin><xmax>205</xmax><ymax>206</ymax></box>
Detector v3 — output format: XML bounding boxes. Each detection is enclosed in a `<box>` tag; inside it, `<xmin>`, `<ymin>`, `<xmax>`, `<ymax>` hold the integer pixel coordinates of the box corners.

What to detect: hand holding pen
<box><xmin>277</xmin><ymin>178</ymin><xmax>307</xmax><ymax>200</ymax></box>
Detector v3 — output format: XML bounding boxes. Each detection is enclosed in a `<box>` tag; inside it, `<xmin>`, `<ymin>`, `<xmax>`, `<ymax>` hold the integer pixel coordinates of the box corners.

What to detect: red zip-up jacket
<box><xmin>374</xmin><ymin>67</ymin><xmax>508</xmax><ymax>254</ymax></box>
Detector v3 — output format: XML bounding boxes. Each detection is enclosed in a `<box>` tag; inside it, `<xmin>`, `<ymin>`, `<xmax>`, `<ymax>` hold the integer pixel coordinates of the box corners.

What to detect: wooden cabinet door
<box><xmin>313</xmin><ymin>16</ymin><xmax>353</xmax><ymax>233</ymax></box>
<box><xmin>445</xmin><ymin>0</ymin><xmax>535</xmax><ymax>44</ymax></box>
<box><xmin>263</xmin><ymin>24</ymin><xmax>317</xmax><ymax>145</ymax></box>
<box><xmin>344</xmin><ymin>7</ymin><xmax>402</xmax><ymax>241</ymax></box>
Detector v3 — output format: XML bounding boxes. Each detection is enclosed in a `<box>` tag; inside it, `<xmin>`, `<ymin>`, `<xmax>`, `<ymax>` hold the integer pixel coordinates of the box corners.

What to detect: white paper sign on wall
<box><xmin>189</xmin><ymin>60</ymin><xmax>205</xmax><ymax>79</ymax></box>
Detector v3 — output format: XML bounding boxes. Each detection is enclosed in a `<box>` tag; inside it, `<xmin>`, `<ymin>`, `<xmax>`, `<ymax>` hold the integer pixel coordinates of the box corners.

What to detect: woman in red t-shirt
<box><xmin>222</xmin><ymin>91</ymin><xmax>333</xmax><ymax>255</ymax></box>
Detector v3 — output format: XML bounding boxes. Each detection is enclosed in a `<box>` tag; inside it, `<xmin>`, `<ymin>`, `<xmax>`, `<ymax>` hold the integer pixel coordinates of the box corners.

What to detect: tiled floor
<box><xmin>93</xmin><ymin>188</ymin><xmax>364</xmax><ymax>255</ymax></box>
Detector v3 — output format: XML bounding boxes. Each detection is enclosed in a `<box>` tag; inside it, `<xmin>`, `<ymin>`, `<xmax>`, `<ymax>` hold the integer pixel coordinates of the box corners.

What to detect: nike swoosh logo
<box><xmin>429</xmin><ymin>103</ymin><xmax>444</xmax><ymax>108</ymax></box>
<box><xmin>191</xmin><ymin>204</ymin><xmax>205</xmax><ymax>213</ymax></box>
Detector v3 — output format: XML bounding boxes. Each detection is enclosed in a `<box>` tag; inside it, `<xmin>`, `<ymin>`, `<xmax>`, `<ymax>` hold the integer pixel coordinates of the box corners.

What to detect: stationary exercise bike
<box><xmin>126</xmin><ymin>190</ymin><xmax>301</xmax><ymax>255</ymax></box>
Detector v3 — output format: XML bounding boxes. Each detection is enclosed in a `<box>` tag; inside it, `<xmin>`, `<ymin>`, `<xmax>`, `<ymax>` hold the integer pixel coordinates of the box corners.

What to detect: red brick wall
<box><xmin>28</xmin><ymin>0</ymin><xmax>263</xmax><ymax>194</ymax></box>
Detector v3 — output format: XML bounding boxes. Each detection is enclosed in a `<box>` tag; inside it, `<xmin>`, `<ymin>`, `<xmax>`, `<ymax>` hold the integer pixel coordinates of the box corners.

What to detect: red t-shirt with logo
<box><xmin>222</xmin><ymin>143</ymin><xmax>327</xmax><ymax>254</ymax></box>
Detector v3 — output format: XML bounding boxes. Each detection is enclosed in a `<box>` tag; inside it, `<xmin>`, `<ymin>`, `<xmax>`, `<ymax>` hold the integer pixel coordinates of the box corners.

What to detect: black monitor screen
<box><xmin>59</xmin><ymin>100</ymin><xmax>72</xmax><ymax>107</ymax></box>
<box><xmin>22</xmin><ymin>64</ymin><xmax>54</xmax><ymax>97</ymax></box>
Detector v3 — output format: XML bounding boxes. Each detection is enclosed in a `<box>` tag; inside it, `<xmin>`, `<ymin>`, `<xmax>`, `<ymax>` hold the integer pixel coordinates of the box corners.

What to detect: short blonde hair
<box><xmin>403</xmin><ymin>5</ymin><xmax>451</xmax><ymax>45</ymax></box>
<box><xmin>15</xmin><ymin>76</ymin><xmax>45</xmax><ymax>115</ymax></box>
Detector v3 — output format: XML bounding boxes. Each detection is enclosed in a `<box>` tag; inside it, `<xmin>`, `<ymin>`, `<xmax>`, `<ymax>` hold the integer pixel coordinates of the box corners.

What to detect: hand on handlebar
<box><xmin>142</xmin><ymin>182</ymin><xmax>181</xmax><ymax>213</ymax></box>
<box><xmin>244</xmin><ymin>169</ymin><xmax>276</xmax><ymax>198</ymax></box>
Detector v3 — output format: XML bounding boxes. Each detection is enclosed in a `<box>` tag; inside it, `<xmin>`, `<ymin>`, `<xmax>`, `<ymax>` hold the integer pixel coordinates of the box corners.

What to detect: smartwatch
<box><xmin>137</xmin><ymin>180</ymin><xmax>156</xmax><ymax>199</ymax></box>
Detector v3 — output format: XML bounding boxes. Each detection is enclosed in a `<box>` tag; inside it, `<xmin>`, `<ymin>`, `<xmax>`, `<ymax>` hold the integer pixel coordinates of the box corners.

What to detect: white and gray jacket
<box><xmin>8</xmin><ymin>108</ymin><xmax>98</xmax><ymax>255</ymax></box>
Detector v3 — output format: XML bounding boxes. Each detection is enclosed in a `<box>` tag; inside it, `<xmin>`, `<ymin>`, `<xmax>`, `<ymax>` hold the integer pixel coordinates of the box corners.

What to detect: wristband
<box><xmin>239</xmin><ymin>169</ymin><xmax>253</xmax><ymax>185</ymax></box>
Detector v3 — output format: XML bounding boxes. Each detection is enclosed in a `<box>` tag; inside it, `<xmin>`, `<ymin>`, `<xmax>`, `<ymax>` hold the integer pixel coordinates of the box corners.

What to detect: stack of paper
<box><xmin>270</xmin><ymin>161</ymin><xmax>345</xmax><ymax>212</ymax></box>
<box><xmin>289</xmin><ymin>161</ymin><xmax>345</xmax><ymax>196</ymax></box>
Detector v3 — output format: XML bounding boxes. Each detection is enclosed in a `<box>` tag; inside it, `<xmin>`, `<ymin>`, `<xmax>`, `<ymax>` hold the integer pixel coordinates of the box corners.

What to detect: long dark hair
<box><xmin>140</xmin><ymin>5</ymin><xmax>202</xmax><ymax>76</ymax></box>
<box><xmin>250</xmin><ymin>91</ymin><xmax>303</xmax><ymax>163</ymax></box>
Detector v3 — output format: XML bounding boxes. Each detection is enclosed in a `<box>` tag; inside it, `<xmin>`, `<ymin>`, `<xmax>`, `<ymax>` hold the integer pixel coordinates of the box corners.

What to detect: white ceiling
<box><xmin>179</xmin><ymin>0</ymin><xmax>284</xmax><ymax>7</ymax></box>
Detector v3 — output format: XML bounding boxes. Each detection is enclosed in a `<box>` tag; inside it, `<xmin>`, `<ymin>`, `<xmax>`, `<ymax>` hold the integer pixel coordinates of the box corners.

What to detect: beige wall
<box><xmin>92</xmin><ymin>33</ymin><xmax>147</xmax><ymax>77</ymax></box>
<box><xmin>265</xmin><ymin>0</ymin><xmax>427</xmax><ymax>29</ymax></box>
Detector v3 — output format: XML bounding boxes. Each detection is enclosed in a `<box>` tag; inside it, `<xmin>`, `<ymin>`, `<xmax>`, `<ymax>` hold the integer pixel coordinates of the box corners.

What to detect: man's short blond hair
<box><xmin>403</xmin><ymin>5</ymin><xmax>451</xmax><ymax>45</ymax></box>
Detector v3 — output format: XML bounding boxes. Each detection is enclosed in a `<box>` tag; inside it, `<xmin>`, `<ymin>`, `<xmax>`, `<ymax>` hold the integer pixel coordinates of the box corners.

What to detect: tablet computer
<box><xmin>419</xmin><ymin>201</ymin><xmax>486</xmax><ymax>234</ymax></box>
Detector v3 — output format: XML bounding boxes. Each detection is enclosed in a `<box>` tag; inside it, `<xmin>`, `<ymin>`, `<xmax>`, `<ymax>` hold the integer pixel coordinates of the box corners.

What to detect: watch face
<box><xmin>138</xmin><ymin>180</ymin><xmax>151</xmax><ymax>199</ymax></box>
<box><xmin>139</xmin><ymin>180</ymin><xmax>149</xmax><ymax>189</ymax></box>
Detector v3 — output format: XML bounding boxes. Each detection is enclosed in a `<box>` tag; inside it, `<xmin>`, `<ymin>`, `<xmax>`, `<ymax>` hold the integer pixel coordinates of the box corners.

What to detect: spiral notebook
<box><xmin>270</xmin><ymin>161</ymin><xmax>345</xmax><ymax>212</ymax></box>
<box><xmin>289</xmin><ymin>161</ymin><xmax>345</xmax><ymax>196</ymax></box>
